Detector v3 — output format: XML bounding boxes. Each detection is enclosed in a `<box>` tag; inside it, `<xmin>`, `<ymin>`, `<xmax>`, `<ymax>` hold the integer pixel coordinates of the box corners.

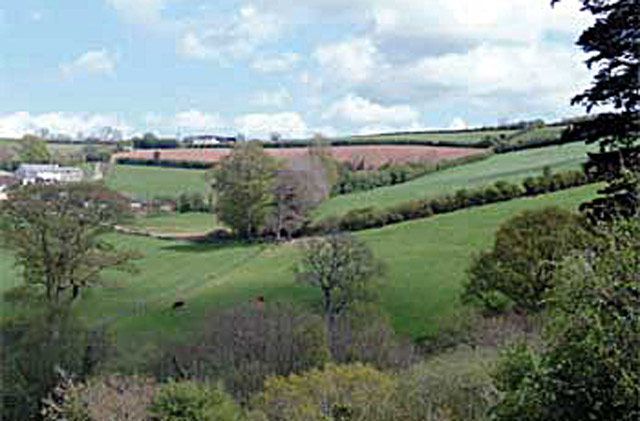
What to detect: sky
<box><xmin>0</xmin><ymin>0</ymin><xmax>596</xmax><ymax>139</ymax></box>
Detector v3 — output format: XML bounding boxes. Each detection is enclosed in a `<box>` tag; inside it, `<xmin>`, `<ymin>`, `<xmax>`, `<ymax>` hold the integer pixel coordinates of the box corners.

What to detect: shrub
<box><xmin>254</xmin><ymin>363</ymin><xmax>397</xmax><ymax>421</ymax></box>
<box><xmin>462</xmin><ymin>207</ymin><xmax>599</xmax><ymax>312</ymax></box>
<box><xmin>177</xmin><ymin>192</ymin><xmax>209</xmax><ymax>213</ymax></box>
<box><xmin>339</xmin><ymin>207</ymin><xmax>387</xmax><ymax>231</ymax></box>
<box><xmin>330</xmin><ymin>304</ymin><xmax>416</xmax><ymax>370</ymax></box>
<box><xmin>395</xmin><ymin>353</ymin><xmax>499</xmax><ymax>421</ymax></box>
<box><xmin>148</xmin><ymin>381</ymin><xmax>243</xmax><ymax>421</ymax></box>
<box><xmin>42</xmin><ymin>373</ymin><xmax>157</xmax><ymax>421</ymax></box>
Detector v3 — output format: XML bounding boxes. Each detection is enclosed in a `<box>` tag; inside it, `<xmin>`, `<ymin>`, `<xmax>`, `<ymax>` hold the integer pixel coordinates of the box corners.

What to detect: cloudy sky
<box><xmin>1</xmin><ymin>0</ymin><xmax>595</xmax><ymax>139</ymax></box>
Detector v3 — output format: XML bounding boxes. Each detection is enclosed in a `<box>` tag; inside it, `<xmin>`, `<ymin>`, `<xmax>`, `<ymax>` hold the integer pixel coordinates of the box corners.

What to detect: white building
<box><xmin>15</xmin><ymin>164</ymin><xmax>84</xmax><ymax>185</ymax></box>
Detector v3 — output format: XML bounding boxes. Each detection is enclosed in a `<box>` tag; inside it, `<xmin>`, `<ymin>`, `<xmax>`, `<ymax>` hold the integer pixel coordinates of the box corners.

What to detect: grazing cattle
<box><xmin>255</xmin><ymin>296</ymin><xmax>265</xmax><ymax>311</ymax></box>
<box><xmin>172</xmin><ymin>300</ymin><xmax>185</xmax><ymax>310</ymax></box>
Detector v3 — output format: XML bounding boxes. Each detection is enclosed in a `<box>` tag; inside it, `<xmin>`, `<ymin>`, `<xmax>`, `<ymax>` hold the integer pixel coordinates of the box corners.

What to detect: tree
<box><xmin>294</xmin><ymin>233</ymin><xmax>384</xmax><ymax>348</ymax></box>
<box><xmin>42</xmin><ymin>374</ymin><xmax>157</xmax><ymax>421</ymax></box>
<box><xmin>491</xmin><ymin>218</ymin><xmax>640</xmax><ymax>421</ymax></box>
<box><xmin>148</xmin><ymin>381</ymin><xmax>243</xmax><ymax>421</ymax></box>
<box><xmin>16</xmin><ymin>134</ymin><xmax>52</xmax><ymax>164</ymax></box>
<box><xmin>462</xmin><ymin>207</ymin><xmax>598</xmax><ymax>313</ymax></box>
<box><xmin>255</xmin><ymin>363</ymin><xmax>397</xmax><ymax>421</ymax></box>
<box><xmin>1</xmin><ymin>312</ymin><xmax>113</xmax><ymax>420</ymax></box>
<box><xmin>270</xmin><ymin>169</ymin><xmax>311</xmax><ymax>240</ymax></box>
<box><xmin>308</xmin><ymin>134</ymin><xmax>339</xmax><ymax>194</ymax></box>
<box><xmin>552</xmin><ymin>0</ymin><xmax>639</xmax><ymax>220</ymax></box>
<box><xmin>269</xmin><ymin>150</ymin><xmax>335</xmax><ymax>240</ymax></box>
<box><xmin>0</xmin><ymin>182</ymin><xmax>137</xmax><ymax>309</ymax></box>
<box><xmin>211</xmin><ymin>142</ymin><xmax>278</xmax><ymax>238</ymax></box>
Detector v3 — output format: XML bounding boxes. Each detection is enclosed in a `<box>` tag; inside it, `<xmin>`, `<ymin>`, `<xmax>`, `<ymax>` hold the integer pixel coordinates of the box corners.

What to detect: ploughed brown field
<box><xmin>114</xmin><ymin>145</ymin><xmax>485</xmax><ymax>169</ymax></box>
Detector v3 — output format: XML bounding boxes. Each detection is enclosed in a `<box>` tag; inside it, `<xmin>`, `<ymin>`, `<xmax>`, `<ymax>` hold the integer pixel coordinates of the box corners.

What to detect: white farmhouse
<box><xmin>15</xmin><ymin>164</ymin><xmax>84</xmax><ymax>185</ymax></box>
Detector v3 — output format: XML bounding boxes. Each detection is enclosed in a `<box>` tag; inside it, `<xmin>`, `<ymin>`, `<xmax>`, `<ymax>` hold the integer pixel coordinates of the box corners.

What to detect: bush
<box><xmin>395</xmin><ymin>353</ymin><xmax>499</xmax><ymax>421</ymax></box>
<box><xmin>42</xmin><ymin>373</ymin><xmax>157</xmax><ymax>421</ymax></box>
<box><xmin>462</xmin><ymin>207</ymin><xmax>599</xmax><ymax>313</ymax></box>
<box><xmin>254</xmin><ymin>363</ymin><xmax>397</xmax><ymax>421</ymax></box>
<box><xmin>148</xmin><ymin>381</ymin><xmax>243</xmax><ymax>421</ymax></box>
<box><xmin>330</xmin><ymin>304</ymin><xmax>416</xmax><ymax>370</ymax></box>
<box><xmin>177</xmin><ymin>192</ymin><xmax>209</xmax><ymax>213</ymax></box>
<box><xmin>339</xmin><ymin>207</ymin><xmax>387</xmax><ymax>231</ymax></box>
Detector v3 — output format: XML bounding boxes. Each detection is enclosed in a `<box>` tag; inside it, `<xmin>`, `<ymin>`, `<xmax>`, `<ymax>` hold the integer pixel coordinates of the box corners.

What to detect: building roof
<box><xmin>17</xmin><ymin>164</ymin><xmax>82</xmax><ymax>173</ymax></box>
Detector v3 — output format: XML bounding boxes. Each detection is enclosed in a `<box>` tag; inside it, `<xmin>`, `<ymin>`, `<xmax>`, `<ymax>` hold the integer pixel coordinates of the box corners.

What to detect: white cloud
<box><xmin>60</xmin><ymin>49</ymin><xmax>116</xmax><ymax>79</ymax></box>
<box><xmin>174</xmin><ymin>109</ymin><xmax>225</xmax><ymax>131</ymax></box>
<box><xmin>251</xmin><ymin>52</ymin><xmax>300</xmax><ymax>73</ymax></box>
<box><xmin>448</xmin><ymin>117</ymin><xmax>469</xmax><ymax>130</ymax></box>
<box><xmin>178</xmin><ymin>5</ymin><xmax>284</xmax><ymax>64</ymax></box>
<box><xmin>251</xmin><ymin>88</ymin><xmax>292</xmax><ymax>107</ymax></box>
<box><xmin>234</xmin><ymin>112</ymin><xmax>309</xmax><ymax>139</ymax></box>
<box><xmin>314</xmin><ymin>38</ymin><xmax>383</xmax><ymax>84</ymax></box>
<box><xmin>0</xmin><ymin>112</ymin><xmax>131</xmax><ymax>138</ymax></box>
<box><xmin>178</xmin><ymin>32</ymin><xmax>211</xmax><ymax>60</ymax></box>
<box><xmin>323</xmin><ymin>94</ymin><xmax>420</xmax><ymax>127</ymax></box>
<box><xmin>106</xmin><ymin>0</ymin><xmax>169</xmax><ymax>24</ymax></box>
<box><xmin>394</xmin><ymin>42</ymin><xmax>591</xmax><ymax>108</ymax></box>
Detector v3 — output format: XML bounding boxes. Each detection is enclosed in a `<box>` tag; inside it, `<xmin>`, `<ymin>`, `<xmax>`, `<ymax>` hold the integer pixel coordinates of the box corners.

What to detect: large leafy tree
<box><xmin>16</xmin><ymin>134</ymin><xmax>52</xmax><ymax>164</ymax></box>
<box><xmin>462</xmin><ymin>207</ymin><xmax>597</xmax><ymax>313</ymax></box>
<box><xmin>553</xmin><ymin>0</ymin><xmax>639</xmax><ymax>220</ymax></box>
<box><xmin>211</xmin><ymin>142</ymin><xmax>278</xmax><ymax>238</ymax></box>
<box><xmin>0</xmin><ymin>182</ymin><xmax>137</xmax><ymax>309</ymax></box>
<box><xmin>491</xmin><ymin>218</ymin><xmax>640</xmax><ymax>421</ymax></box>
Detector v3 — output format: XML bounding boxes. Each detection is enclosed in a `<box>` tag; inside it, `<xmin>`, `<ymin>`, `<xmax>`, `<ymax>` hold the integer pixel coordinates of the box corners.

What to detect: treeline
<box><xmin>116</xmin><ymin>156</ymin><xmax>215</xmax><ymax>169</ymax></box>
<box><xmin>310</xmin><ymin>168</ymin><xmax>591</xmax><ymax>234</ymax></box>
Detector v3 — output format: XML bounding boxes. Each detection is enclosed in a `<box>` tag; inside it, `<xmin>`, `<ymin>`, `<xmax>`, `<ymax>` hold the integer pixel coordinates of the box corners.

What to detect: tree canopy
<box><xmin>553</xmin><ymin>0</ymin><xmax>639</xmax><ymax>220</ymax></box>
<box><xmin>211</xmin><ymin>142</ymin><xmax>278</xmax><ymax>238</ymax></box>
<box><xmin>0</xmin><ymin>182</ymin><xmax>137</xmax><ymax>308</ymax></box>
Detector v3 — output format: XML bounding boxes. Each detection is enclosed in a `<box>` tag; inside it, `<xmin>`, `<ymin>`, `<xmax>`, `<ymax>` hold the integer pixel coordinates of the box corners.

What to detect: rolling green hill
<box><xmin>0</xmin><ymin>183</ymin><xmax>600</xmax><ymax>359</ymax></box>
<box><xmin>315</xmin><ymin>142</ymin><xmax>594</xmax><ymax>220</ymax></box>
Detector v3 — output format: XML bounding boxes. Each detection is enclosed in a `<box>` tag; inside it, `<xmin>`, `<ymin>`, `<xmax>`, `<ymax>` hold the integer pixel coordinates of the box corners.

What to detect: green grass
<box><xmin>508</xmin><ymin>126</ymin><xmax>566</xmax><ymax>145</ymax></box>
<box><xmin>0</xmin><ymin>183</ymin><xmax>601</xmax><ymax>359</ymax></box>
<box><xmin>127</xmin><ymin>212</ymin><xmax>222</xmax><ymax>233</ymax></box>
<box><xmin>106</xmin><ymin>165</ymin><xmax>210</xmax><ymax>199</ymax></box>
<box><xmin>347</xmin><ymin>129</ymin><xmax>519</xmax><ymax>144</ymax></box>
<box><xmin>315</xmin><ymin>142</ymin><xmax>595</xmax><ymax>220</ymax></box>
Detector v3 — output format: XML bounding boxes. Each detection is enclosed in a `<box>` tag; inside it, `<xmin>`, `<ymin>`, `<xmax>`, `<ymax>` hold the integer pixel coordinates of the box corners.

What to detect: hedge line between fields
<box><xmin>333</xmin><ymin>151</ymin><xmax>494</xmax><ymax>195</ymax></box>
<box><xmin>306</xmin><ymin>168</ymin><xmax>592</xmax><ymax>234</ymax></box>
<box><xmin>115</xmin><ymin>157</ymin><xmax>215</xmax><ymax>169</ymax></box>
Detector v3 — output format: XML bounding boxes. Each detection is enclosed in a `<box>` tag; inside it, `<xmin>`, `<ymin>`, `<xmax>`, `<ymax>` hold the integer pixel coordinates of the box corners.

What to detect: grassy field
<box><xmin>128</xmin><ymin>212</ymin><xmax>222</xmax><ymax>233</ymax></box>
<box><xmin>0</xmin><ymin>183</ymin><xmax>601</xmax><ymax>359</ymax></box>
<box><xmin>347</xmin><ymin>125</ymin><xmax>568</xmax><ymax>146</ymax></box>
<box><xmin>315</xmin><ymin>142</ymin><xmax>594</xmax><ymax>220</ymax></box>
<box><xmin>106</xmin><ymin>165</ymin><xmax>210</xmax><ymax>199</ymax></box>
<box><xmin>507</xmin><ymin>126</ymin><xmax>566</xmax><ymax>145</ymax></box>
<box><xmin>348</xmin><ymin>129</ymin><xmax>519</xmax><ymax>144</ymax></box>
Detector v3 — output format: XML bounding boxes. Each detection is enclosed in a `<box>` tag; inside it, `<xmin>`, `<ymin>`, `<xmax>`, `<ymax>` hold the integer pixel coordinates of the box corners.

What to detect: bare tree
<box><xmin>294</xmin><ymin>232</ymin><xmax>384</xmax><ymax>349</ymax></box>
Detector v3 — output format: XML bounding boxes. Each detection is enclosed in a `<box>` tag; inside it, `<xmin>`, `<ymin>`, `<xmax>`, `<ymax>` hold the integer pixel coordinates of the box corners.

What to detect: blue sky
<box><xmin>1</xmin><ymin>0</ymin><xmax>595</xmax><ymax>139</ymax></box>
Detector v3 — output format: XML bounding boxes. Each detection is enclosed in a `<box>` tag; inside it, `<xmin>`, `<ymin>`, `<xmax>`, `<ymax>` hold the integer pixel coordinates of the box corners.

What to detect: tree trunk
<box><xmin>323</xmin><ymin>288</ymin><xmax>337</xmax><ymax>354</ymax></box>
